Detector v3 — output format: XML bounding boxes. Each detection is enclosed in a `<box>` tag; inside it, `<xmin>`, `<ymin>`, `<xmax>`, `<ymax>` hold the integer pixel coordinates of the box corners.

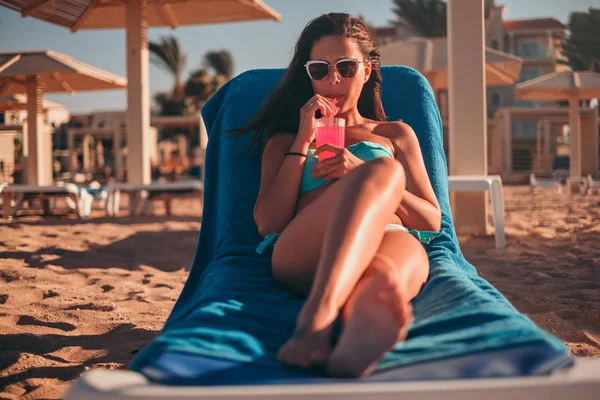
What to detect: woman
<box><xmin>234</xmin><ymin>13</ymin><xmax>442</xmax><ymax>378</ymax></box>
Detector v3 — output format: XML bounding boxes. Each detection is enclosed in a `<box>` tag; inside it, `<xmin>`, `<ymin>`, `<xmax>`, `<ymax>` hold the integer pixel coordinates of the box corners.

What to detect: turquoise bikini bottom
<box><xmin>256</xmin><ymin>223</ymin><xmax>441</xmax><ymax>255</ymax></box>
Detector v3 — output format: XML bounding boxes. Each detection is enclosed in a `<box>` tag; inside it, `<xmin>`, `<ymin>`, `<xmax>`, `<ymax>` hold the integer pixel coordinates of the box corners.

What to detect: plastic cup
<box><xmin>315</xmin><ymin>117</ymin><xmax>345</xmax><ymax>161</ymax></box>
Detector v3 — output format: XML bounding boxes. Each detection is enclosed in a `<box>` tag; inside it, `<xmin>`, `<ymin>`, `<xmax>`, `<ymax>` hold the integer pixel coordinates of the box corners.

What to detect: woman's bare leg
<box><xmin>327</xmin><ymin>230</ymin><xmax>429</xmax><ymax>377</ymax></box>
<box><xmin>273</xmin><ymin>158</ymin><xmax>406</xmax><ymax>367</ymax></box>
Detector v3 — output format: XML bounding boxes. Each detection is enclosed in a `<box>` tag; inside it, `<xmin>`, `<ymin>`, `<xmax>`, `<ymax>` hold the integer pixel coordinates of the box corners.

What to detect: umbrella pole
<box><xmin>25</xmin><ymin>74</ymin><xmax>51</xmax><ymax>186</ymax></box>
<box><xmin>447</xmin><ymin>0</ymin><xmax>489</xmax><ymax>235</ymax></box>
<box><xmin>125</xmin><ymin>0</ymin><xmax>151</xmax><ymax>185</ymax></box>
<box><xmin>67</xmin><ymin>129</ymin><xmax>76</xmax><ymax>176</ymax></box>
<box><xmin>568</xmin><ymin>96</ymin><xmax>582</xmax><ymax>187</ymax></box>
<box><xmin>113</xmin><ymin>119</ymin><xmax>123</xmax><ymax>182</ymax></box>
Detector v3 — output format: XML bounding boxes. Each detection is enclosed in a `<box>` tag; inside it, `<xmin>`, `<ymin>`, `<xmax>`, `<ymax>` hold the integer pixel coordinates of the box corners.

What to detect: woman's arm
<box><xmin>386</xmin><ymin>122</ymin><xmax>441</xmax><ymax>232</ymax></box>
<box><xmin>254</xmin><ymin>134</ymin><xmax>309</xmax><ymax>236</ymax></box>
<box><xmin>254</xmin><ymin>95</ymin><xmax>339</xmax><ymax>236</ymax></box>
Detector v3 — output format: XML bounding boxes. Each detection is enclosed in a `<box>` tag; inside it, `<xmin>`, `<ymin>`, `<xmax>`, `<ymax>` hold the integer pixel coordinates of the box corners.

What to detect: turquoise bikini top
<box><xmin>300</xmin><ymin>141</ymin><xmax>394</xmax><ymax>194</ymax></box>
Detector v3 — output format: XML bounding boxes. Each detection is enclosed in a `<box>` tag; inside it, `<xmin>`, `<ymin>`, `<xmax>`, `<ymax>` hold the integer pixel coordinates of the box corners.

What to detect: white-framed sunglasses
<box><xmin>304</xmin><ymin>58</ymin><xmax>362</xmax><ymax>81</ymax></box>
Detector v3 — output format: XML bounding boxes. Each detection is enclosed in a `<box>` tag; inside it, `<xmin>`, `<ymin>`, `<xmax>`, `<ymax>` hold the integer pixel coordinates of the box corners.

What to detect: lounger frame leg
<box><xmin>11</xmin><ymin>194</ymin><xmax>25</xmax><ymax>218</ymax></box>
<box><xmin>490</xmin><ymin>180</ymin><xmax>505</xmax><ymax>249</ymax></box>
<box><xmin>135</xmin><ymin>190</ymin><xmax>149</xmax><ymax>216</ymax></box>
<box><xmin>2</xmin><ymin>192</ymin><xmax>12</xmax><ymax>219</ymax></box>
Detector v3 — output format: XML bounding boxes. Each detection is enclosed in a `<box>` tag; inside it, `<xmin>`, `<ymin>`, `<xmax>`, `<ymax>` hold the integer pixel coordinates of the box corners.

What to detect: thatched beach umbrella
<box><xmin>0</xmin><ymin>0</ymin><xmax>281</xmax><ymax>184</ymax></box>
<box><xmin>0</xmin><ymin>50</ymin><xmax>127</xmax><ymax>185</ymax></box>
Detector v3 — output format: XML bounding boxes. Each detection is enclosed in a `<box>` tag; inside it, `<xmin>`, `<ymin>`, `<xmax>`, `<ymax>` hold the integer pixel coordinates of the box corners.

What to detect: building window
<box><xmin>517</xmin><ymin>100</ymin><xmax>542</xmax><ymax>108</ymax></box>
<box><xmin>492</xmin><ymin>92</ymin><xmax>501</xmax><ymax>107</ymax></box>
<box><xmin>512</xmin><ymin>121</ymin><xmax>538</xmax><ymax>138</ymax></box>
<box><xmin>491</xmin><ymin>40</ymin><xmax>499</xmax><ymax>49</ymax></box>
<box><xmin>518</xmin><ymin>40</ymin><xmax>542</xmax><ymax>58</ymax></box>
<box><xmin>488</xmin><ymin>92</ymin><xmax>502</xmax><ymax>117</ymax></box>
<box><xmin>519</xmin><ymin>67</ymin><xmax>541</xmax><ymax>82</ymax></box>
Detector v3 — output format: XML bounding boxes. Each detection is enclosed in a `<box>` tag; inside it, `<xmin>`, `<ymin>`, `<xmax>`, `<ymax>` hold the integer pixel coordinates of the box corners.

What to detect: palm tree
<box><xmin>149</xmin><ymin>37</ymin><xmax>235</xmax><ymax>118</ymax></box>
<box><xmin>153</xmin><ymin>92</ymin><xmax>187</xmax><ymax>116</ymax></box>
<box><xmin>203</xmin><ymin>50</ymin><xmax>234</xmax><ymax>90</ymax></box>
<box><xmin>149</xmin><ymin>35</ymin><xmax>187</xmax><ymax>97</ymax></box>
<box><xmin>391</xmin><ymin>0</ymin><xmax>447</xmax><ymax>38</ymax></box>
<box><xmin>204</xmin><ymin>50</ymin><xmax>234</xmax><ymax>79</ymax></box>
<box><xmin>183</xmin><ymin>68</ymin><xmax>216</xmax><ymax>112</ymax></box>
<box><xmin>560</xmin><ymin>8</ymin><xmax>600</xmax><ymax>73</ymax></box>
<box><xmin>181</xmin><ymin>49</ymin><xmax>234</xmax><ymax>112</ymax></box>
<box><xmin>150</xmin><ymin>43</ymin><xmax>235</xmax><ymax>114</ymax></box>
<box><xmin>150</xmin><ymin>42</ymin><xmax>234</xmax><ymax>146</ymax></box>
<box><xmin>390</xmin><ymin>0</ymin><xmax>491</xmax><ymax>38</ymax></box>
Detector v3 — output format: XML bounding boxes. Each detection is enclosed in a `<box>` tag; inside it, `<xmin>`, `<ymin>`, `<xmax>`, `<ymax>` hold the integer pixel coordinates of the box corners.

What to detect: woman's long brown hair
<box><xmin>230</xmin><ymin>13</ymin><xmax>386</xmax><ymax>160</ymax></box>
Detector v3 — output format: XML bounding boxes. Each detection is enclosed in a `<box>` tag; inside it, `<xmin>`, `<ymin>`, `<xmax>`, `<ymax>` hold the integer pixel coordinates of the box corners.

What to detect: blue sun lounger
<box><xmin>65</xmin><ymin>67</ymin><xmax>599</xmax><ymax>399</ymax></box>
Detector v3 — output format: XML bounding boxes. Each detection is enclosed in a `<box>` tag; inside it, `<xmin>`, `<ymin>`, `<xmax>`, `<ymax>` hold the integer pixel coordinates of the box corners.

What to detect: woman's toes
<box><xmin>310</xmin><ymin>348</ymin><xmax>329</xmax><ymax>364</ymax></box>
<box><xmin>276</xmin><ymin>348</ymin><xmax>288</xmax><ymax>363</ymax></box>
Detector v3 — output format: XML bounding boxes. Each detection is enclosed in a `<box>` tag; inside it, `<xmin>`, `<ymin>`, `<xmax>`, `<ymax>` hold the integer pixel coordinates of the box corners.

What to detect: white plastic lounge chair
<box><xmin>583</xmin><ymin>174</ymin><xmax>599</xmax><ymax>195</ymax></box>
<box><xmin>53</xmin><ymin>181</ymin><xmax>107</xmax><ymax>217</ymax></box>
<box><xmin>564</xmin><ymin>176</ymin><xmax>590</xmax><ymax>195</ymax></box>
<box><xmin>529</xmin><ymin>173</ymin><xmax>563</xmax><ymax>194</ymax></box>
<box><xmin>1</xmin><ymin>183</ymin><xmax>93</xmax><ymax>219</ymax></box>
<box><xmin>447</xmin><ymin>175</ymin><xmax>505</xmax><ymax>248</ymax></box>
<box><xmin>105</xmin><ymin>180</ymin><xmax>204</xmax><ymax>217</ymax></box>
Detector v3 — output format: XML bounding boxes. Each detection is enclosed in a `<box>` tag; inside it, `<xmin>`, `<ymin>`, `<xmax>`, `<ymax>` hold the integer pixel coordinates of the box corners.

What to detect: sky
<box><xmin>0</xmin><ymin>0</ymin><xmax>598</xmax><ymax>113</ymax></box>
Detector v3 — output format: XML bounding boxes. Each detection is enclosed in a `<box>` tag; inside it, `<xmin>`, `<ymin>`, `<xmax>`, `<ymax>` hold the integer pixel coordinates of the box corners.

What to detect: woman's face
<box><xmin>308</xmin><ymin>35</ymin><xmax>372</xmax><ymax>114</ymax></box>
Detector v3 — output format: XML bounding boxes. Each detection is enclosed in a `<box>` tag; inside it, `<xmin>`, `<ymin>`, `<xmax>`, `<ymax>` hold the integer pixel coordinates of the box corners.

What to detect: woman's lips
<box><xmin>326</xmin><ymin>95</ymin><xmax>345</xmax><ymax>105</ymax></box>
<box><xmin>323</xmin><ymin>95</ymin><xmax>343</xmax><ymax>115</ymax></box>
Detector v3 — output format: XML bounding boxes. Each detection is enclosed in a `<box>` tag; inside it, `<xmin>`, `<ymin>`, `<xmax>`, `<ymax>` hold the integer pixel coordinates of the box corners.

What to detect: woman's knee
<box><xmin>354</xmin><ymin>158</ymin><xmax>405</xmax><ymax>194</ymax></box>
<box><xmin>365</xmin><ymin>244</ymin><xmax>429</xmax><ymax>299</ymax></box>
<box><xmin>363</xmin><ymin>253</ymin><xmax>403</xmax><ymax>292</ymax></box>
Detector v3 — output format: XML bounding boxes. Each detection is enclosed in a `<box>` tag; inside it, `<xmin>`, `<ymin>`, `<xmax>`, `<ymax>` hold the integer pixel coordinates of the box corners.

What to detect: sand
<box><xmin>1</xmin><ymin>186</ymin><xmax>599</xmax><ymax>399</ymax></box>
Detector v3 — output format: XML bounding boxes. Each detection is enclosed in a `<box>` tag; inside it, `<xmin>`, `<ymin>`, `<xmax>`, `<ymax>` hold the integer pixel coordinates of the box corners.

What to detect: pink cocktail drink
<box><xmin>315</xmin><ymin>118</ymin><xmax>345</xmax><ymax>161</ymax></box>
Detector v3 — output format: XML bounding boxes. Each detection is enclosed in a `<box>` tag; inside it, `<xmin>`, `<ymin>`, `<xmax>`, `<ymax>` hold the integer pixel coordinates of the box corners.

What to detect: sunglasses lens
<box><xmin>308</xmin><ymin>63</ymin><xmax>329</xmax><ymax>80</ymax></box>
<box><xmin>336</xmin><ymin>60</ymin><xmax>359</xmax><ymax>78</ymax></box>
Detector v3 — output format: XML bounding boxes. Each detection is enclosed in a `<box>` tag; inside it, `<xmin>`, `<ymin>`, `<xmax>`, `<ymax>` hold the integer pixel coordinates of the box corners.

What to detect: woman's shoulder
<box><xmin>371</xmin><ymin>121</ymin><xmax>418</xmax><ymax>152</ymax></box>
<box><xmin>265</xmin><ymin>133</ymin><xmax>297</xmax><ymax>149</ymax></box>
<box><xmin>262</xmin><ymin>133</ymin><xmax>302</xmax><ymax>160</ymax></box>
<box><xmin>371</xmin><ymin>120</ymin><xmax>414</xmax><ymax>139</ymax></box>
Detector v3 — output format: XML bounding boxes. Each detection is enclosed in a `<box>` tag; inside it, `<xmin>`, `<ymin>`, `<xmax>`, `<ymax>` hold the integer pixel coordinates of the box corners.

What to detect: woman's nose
<box><xmin>327</xmin><ymin>67</ymin><xmax>341</xmax><ymax>85</ymax></box>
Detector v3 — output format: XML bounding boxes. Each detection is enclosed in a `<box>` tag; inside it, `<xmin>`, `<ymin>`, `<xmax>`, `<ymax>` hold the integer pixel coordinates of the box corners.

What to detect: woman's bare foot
<box><xmin>277</xmin><ymin>306</ymin><xmax>338</xmax><ymax>368</ymax></box>
<box><xmin>326</xmin><ymin>269</ymin><xmax>413</xmax><ymax>378</ymax></box>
